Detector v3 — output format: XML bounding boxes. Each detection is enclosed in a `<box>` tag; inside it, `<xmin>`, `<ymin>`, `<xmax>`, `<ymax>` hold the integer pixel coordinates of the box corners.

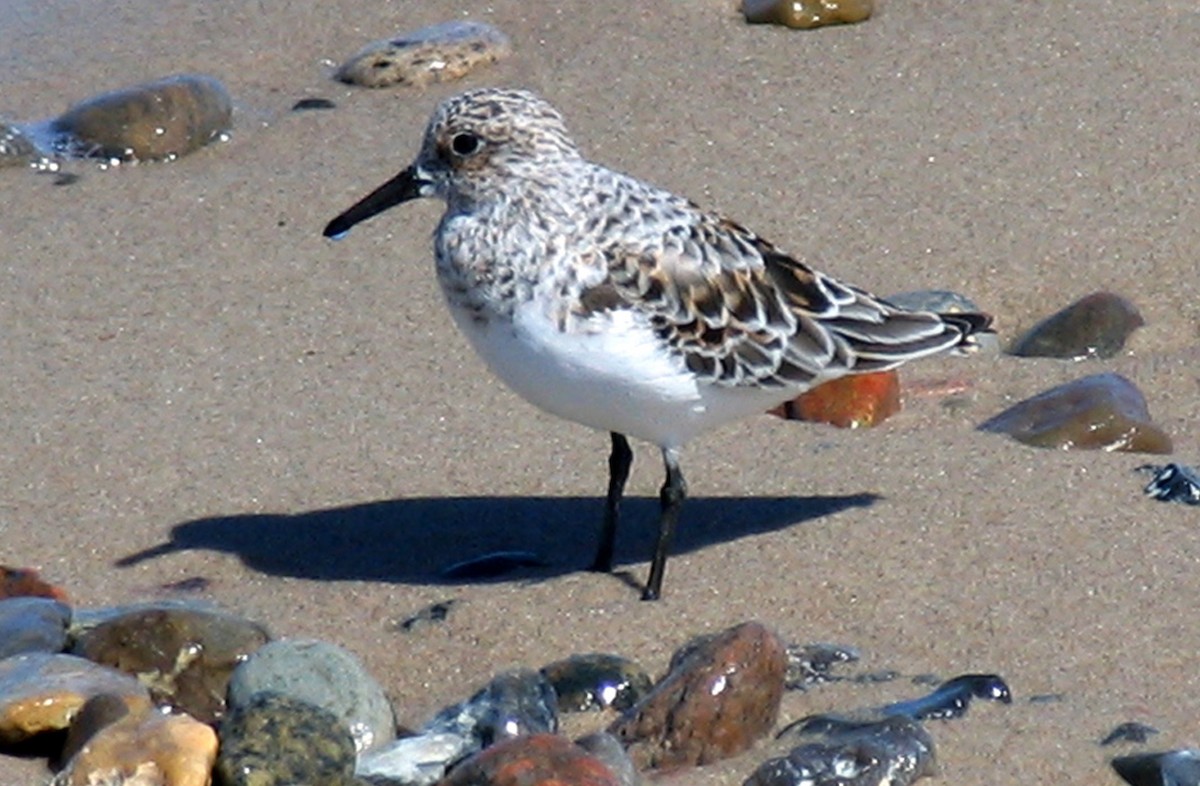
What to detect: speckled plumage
<box><xmin>325</xmin><ymin>88</ymin><xmax>991</xmax><ymax>599</ymax></box>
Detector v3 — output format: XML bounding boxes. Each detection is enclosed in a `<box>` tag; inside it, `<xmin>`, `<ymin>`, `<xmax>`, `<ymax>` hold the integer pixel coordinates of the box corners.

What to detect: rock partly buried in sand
<box><xmin>49</xmin><ymin>74</ymin><xmax>232</xmax><ymax>161</ymax></box>
<box><xmin>335</xmin><ymin>21</ymin><xmax>512</xmax><ymax>88</ymax></box>
<box><xmin>977</xmin><ymin>372</ymin><xmax>1172</xmax><ymax>454</ymax></box>
<box><xmin>438</xmin><ymin>734</ymin><xmax>623</xmax><ymax>786</ymax></box>
<box><xmin>1010</xmin><ymin>291</ymin><xmax>1144</xmax><ymax>360</ymax></box>
<box><xmin>0</xmin><ymin>123</ymin><xmax>35</xmax><ymax>167</ymax></box>
<box><xmin>743</xmin><ymin>0</ymin><xmax>873</xmax><ymax>29</ymax></box>
<box><xmin>751</xmin><ymin>715</ymin><xmax>935</xmax><ymax>786</ymax></box>
<box><xmin>770</xmin><ymin>370</ymin><xmax>901</xmax><ymax>428</ymax></box>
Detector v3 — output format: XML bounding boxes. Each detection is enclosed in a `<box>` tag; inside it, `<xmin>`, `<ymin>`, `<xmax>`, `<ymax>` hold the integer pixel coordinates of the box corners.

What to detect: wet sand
<box><xmin>2</xmin><ymin>1</ymin><xmax>1200</xmax><ymax>783</ymax></box>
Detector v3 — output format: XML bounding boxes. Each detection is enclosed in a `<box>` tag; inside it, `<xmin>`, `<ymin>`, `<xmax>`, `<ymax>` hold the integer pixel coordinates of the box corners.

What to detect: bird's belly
<box><xmin>448</xmin><ymin>302</ymin><xmax>787</xmax><ymax>448</ymax></box>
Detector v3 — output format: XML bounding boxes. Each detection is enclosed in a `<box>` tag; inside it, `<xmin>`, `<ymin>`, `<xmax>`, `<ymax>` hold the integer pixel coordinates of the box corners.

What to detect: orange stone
<box><xmin>0</xmin><ymin>565</ymin><xmax>68</xmax><ymax>601</ymax></box>
<box><xmin>768</xmin><ymin>370</ymin><xmax>901</xmax><ymax>428</ymax></box>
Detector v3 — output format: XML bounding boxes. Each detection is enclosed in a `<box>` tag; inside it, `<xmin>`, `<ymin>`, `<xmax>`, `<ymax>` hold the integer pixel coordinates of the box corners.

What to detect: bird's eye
<box><xmin>451</xmin><ymin>132</ymin><xmax>483</xmax><ymax>156</ymax></box>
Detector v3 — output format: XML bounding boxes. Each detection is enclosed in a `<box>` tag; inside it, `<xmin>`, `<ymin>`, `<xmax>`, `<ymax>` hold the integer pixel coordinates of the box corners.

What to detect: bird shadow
<box><xmin>115</xmin><ymin>493</ymin><xmax>879</xmax><ymax>586</ymax></box>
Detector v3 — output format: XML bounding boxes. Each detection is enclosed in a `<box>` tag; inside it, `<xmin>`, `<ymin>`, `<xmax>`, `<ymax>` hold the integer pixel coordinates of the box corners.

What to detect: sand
<box><xmin>2</xmin><ymin>1</ymin><xmax>1199</xmax><ymax>783</ymax></box>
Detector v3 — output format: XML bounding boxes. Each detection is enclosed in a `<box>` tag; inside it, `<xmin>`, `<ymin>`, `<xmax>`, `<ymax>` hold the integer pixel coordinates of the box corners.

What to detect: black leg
<box><xmin>642</xmin><ymin>447</ymin><xmax>686</xmax><ymax>601</ymax></box>
<box><xmin>591</xmin><ymin>432</ymin><xmax>632</xmax><ymax>573</ymax></box>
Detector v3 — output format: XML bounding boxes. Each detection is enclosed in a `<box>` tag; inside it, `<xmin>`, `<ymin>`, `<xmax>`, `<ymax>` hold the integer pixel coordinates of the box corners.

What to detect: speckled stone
<box><xmin>743</xmin><ymin>0</ymin><xmax>873</xmax><ymax>29</ymax></box>
<box><xmin>56</xmin><ymin>702</ymin><xmax>217</xmax><ymax>786</ymax></box>
<box><xmin>335</xmin><ymin>21</ymin><xmax>512</xmax><ymax>88</ymax></box>
<box><xmin>608</xmin><ymin>621</ymin><xmax>787</xmax><ymax>769</ymax></box>
<box><xmin>977</xmin><ymin>372</ymin><xmax>1172</xmax><ymax>454</ymax></box>
<box><xmin>50</xmin><ymin>74</ymin><xmax>232</xmax><ymax>161</ymax></box>
<box><xmin>1010</xmin><ymin>291</ymin><xmax>1143</xmax><ymax>360</ymax></box>
<box><xmin>227</xmin><ymin>638</ymin><xmax>395</xmax><ymax>754</ymax></box>
<box><xmin>747</xmin><ymin>716</ymin><xmax>935</xmax><ymax>786</ymax></box>
<box><xmin>439</xmin><ymin>734</ymin><xmax>622</xmax><ymax>786</ymax></box>
<box><xmin>540</xmin><ymin>653</ymin><xmax>654</xmax><ymax>713</ymax></box>
<box><xmin>71</xmin><ymin>606</ymin><xmax>270</xmax><ymax>723</ymax></box>
<box><xmin>0</xmin><ymin>653</ymin><xmax>151</xmax><ymax>744</ymax></box>
<box><xmin>215</xmin><ymin>692</ymin><xmax>357</xmax><ymax>786</ymax></box>
<box><xmin>0</xmin><ymin>596</ymin><xmax>71</xmax><ymax>658</ymax></box>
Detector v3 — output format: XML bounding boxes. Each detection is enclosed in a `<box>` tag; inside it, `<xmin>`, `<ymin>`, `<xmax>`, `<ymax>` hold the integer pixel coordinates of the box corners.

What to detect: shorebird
<box><xmin>325</xmin><ymin>88</ymin><xmax>991</xmax><ymax>600</ymax></box>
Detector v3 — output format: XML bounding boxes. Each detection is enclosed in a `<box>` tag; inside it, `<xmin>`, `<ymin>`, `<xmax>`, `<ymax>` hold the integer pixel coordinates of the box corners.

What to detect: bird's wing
<box><xmin>585</xmin><ymin>206</ymin><xmax>987</xmax><ymax>389</ymax></box>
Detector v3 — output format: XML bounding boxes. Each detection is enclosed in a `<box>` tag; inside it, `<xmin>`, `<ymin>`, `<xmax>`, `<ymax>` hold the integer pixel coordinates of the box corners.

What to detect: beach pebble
<box><xmin>0</xmin><ymin>565</ymin><xmax>68</xmax><ymax>601</ymax></box>
<box><xmin>424</xmin><ymin>668</ymin><xmax>558</xmax><ymax>754</ymax></box>
<box><xmin>540</xmin><ymin>653</ymin><xmax>654</xmax><ymax>713</ymax></box>
<box><xmin>742</xmin><ymin>0</ymin><xmax>873</xmax><ymax>29</ymax></box>
<box><xmin>1</xmin><ymin>123</ymin><xmax>35</xmax><ymax>166</ymax></box>
<box><xmin>392</xmin><ymin>599</ymin><xmax>458</xmax><ymax>633</ymax></box>
<box><xmin>215</xmin><ymin>692</ymin><xmax>358</xmax><ymax>786</ymax></box>
<box><xmin>355</xmin><ymin>732</ymin><xmax>472</xmax><ymax>786</ymax></box>
<box><xmin>49</xmin><ymin>74</ymin><xmax>232</xmax><ymax>161</ymax></box>
<box><xmin>439</xmin><ymin>734</ymin><xmax>622</xmax><ymax>786</ymax></box>
<box><xmin>770</xmin><ymin>370</ymin><xmax>901</xmax><ymax>428</ymax></box>
<box><xmin>880</xmin><ymin>674</ymin><xmax>1011</xmax><ymax>720</ymax></box>
<box><xmin>1141</xmin><ymin>463</ymin><xmax>1200</xmax><ymax>505</ymax></box>
<box><xmin>335</xmin><ymin>21</ymin><xmax>512</xmax><ymax>89</ymax></box>
<box><xmin>1101</xmin><ymin>721</ymin><xmax>1160</xmax><ymax>746</ymax></box>
<box><xmin>71</xmin><ymin>606</ymin><xmax>270</xmax><ymax>723</ymax></box>
<box><xmin>977</xmin><ymin>372</ymin><xmax>1172</xmax><ymax>453</ymax></box>
<box><xmin>55</xmin><ymin>702</ymin><xmax>216</xmax><ymax>786</ymax></box>
<box><xmin>608</xmin><ymin>621</ymin><xmax>787</xmax><ymax>769</ymax></box>
<box><xmin>1112</xmin><ymin>749</ymin><xmax>1200</xmax><ymax>786</ymax></box>
<box><xmin>0</xmin><ymin>597</ymin><xmax>70</xmax><ymax>659</ymax></box>
<box><xmin>748</xmin><ymin>716</ymin><xmax>935</xmax><ymax>786</ymax></box>
<box><xmin>1010</xmin><ymin>291</ymin><xmax>1143</xmax><ymax>359</ymax></box>
<box><xmin>0</xmin><ymin>653</ymin><xmax>150</xmax><ymax>744</ymax></box>
<box><xmin>574</xmin><ymin>732</ymin><xmax>640</xmax><ymax>786</ymax></box>
<box><xmin>227</xmin><ymin>638</ymin><xmax>396</xmax><ymax>754</ymax></box>
<box><xmin>784</xmin><ymin>642</ymin><xmax>859</xmax><ymax>689</ymax></box>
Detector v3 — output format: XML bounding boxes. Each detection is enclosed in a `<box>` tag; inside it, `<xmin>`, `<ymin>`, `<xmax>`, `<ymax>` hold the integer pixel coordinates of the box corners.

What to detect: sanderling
<box><xmin>325</xmin><ymin>88</ymin><xmax>991</xmax><ymax>600</ymax></box>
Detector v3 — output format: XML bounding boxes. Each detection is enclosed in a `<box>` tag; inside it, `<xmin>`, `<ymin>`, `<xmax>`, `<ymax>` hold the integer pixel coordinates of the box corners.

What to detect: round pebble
<box><xmin>227</xmin><ymin>638</ymin><xmax>395</xmax><ymax>754</ymax></box>
<box><xmin>49</xmin><ymin>74</ymin><xmax>232</xmax><ymax>161</ymax></box>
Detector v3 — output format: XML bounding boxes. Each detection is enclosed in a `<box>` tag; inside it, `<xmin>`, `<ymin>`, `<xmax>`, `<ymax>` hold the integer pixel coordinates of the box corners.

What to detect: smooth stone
<box><xmin>1101</xmin><ymin>721</ymin><xmax>1160</xmax><ymax>746</ymax></box>
<box><xmin>574</xmin><ymin>732</ymin><xmax>641</xmax><ymax>786</ymax></box>
<box><xmin>743</xmin><ymin>0</ymin><xmax>873</xmax><ymax>29</ymax></box>
<box><xmin>977</xmin><ymin>372</ymin><xmax>1172</xmax><ymax>453</ymax></box>
<box><xmin>1141</xmin><ymin>463</ymin><xmax>1200</xmax><ymax>505</ymax></box>
<box><xmin>227</xmin><ymin>638</ymin><xmax>395</xmax><ymax>754</ymax></box>
<box><xmin>784</xmin><ymin>642</ymin><xmax>860</xmax><ymax>689</ymax></box>
<box><xmin>355</xmin><ymin>732</ymin><xmax>471</xmax><ymax>786</ymax></box>
<box><xmin>0</xmin><ymin>596</ymin><xmax>71</xmax><ymax>658</ymax></box>
<box><xmin>439</xmin><ymin>734</ymin><xmax>621</xmax><ymax>786</ymax></box>
<box><xmin>608</xmin><ymin>621</ymin><xmax>787</xmax><ymax>769</ymax></box>
<box><xmin>747</xmin><ymin>716</ymin><xmax>935</xmax><ymax>786</ymax></box>
<box><xmin>0</xmin><ymin>653</ymin><xmax>150</xmax><ymax>744</ymax></box>
<box><xmin>56</xmin><ymin>704</ymin><xmax>217</xmax><ymax>786</ymax></box>
<box><xmin>71</xmin><ymin>606</ymin><xmax>270</xmax><ymax>723</ymax></box>
<box><xmin>770</xmin><ymin>370</ymin><xmax>901</xmax><ymax>428</ymax></box>
<box><xmin>1</xmin><ymin>123</ymin><xmax>35</xmax><ymax>166</ymax></box>
<box><xmin>880</xmin><ymin>674</ymin><xmax>1011</xmax><ymax>720</ymax></box>
<box><xmin>335</xmin><ymin>21</ymin><xmax>512</xmax><ymax>88</ymax></box>
<box><xmin>424</xmin><ymin>668</ymin><xmax>558</xmax><ymax>755</ymax></box>
<box><xmin>215</xmin><ymin>692</ymin><xmax>357</xmax><ymax>786</ymax></box>
<box><xmin>50</xmin><ymin>74</ymin><xmax>232</xmax><ymax>161</ymax></box>
<box><xmin>1112</xmin><ymin>749</ymin><xmax>1200</xmax><ymax>786</ymax></box>
<box><xmin>1010</xmin><ymin>291</ymin><xmax>1144</xmax><ymax>360</ymax></box>
<box><xmin>540</xmin><ymin>653</ymin><xmax>654</xmax><ymax>713</ymax></box>
<box><xmin>0</xmin><ymin>565</ymin><xmax>69</xmax><ymax>601</ymax></box>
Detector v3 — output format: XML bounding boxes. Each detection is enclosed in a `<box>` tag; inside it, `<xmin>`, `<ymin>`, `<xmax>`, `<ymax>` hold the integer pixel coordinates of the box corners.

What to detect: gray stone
<box><xmin>355</xmin><ymin>732</ymin><xmax>471</xmax><ymax>786</ymax></box>
<box><xmin>0</xmin><ymin>597</ymin><xmax>70</xmax><ymax>658</ymax></box>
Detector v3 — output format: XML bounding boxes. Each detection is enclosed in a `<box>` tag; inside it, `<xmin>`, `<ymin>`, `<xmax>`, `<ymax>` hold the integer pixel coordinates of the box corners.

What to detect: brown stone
<box><xmin>439</xmin><ymin>734</ymin><xmax>621</xmax><ymax>786</ymax></box>
<box><xmin>0</xmin><ymin>653</ymin><xmax>150</xmax><ymax>744</ymax></box>
<box><xmin>978</xmin><ymin>372</ymin><xmax>1172</xmax><ymax>453</ymax></box>
<box><xmin>743</xmin><ymin>0</ymin><xmax>873</xmax><ymax>29</ymax></box>
<box><xmin>336</xmin><ymin>21</ymin><xmax>512</xmax><ymax>89</ymax></box>
<box><xmin>769</xmin><ymin>370</ymin><xmax>901</xmax><ymax>428</ymax></box>
<box><xmin>0</xmin><ymin>565</ymin><xmax>69</xmax><ymax>601</ymax></box>
<box><xmin>608</xmin><ymin>621</ymin><xmax>787</xmax><ymax>770</ymax></box>
<box><xmin>58</xmin><ymin>704</ymin><xmax>217</xmax><ymax>786</ymax></box>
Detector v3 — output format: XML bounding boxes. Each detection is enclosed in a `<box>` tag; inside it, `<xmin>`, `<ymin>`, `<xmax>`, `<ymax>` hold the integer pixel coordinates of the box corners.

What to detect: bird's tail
<box><xmin>939</xmin><ymin>311</ymin><xmax>995</xmax><ymax>354</ymax></box>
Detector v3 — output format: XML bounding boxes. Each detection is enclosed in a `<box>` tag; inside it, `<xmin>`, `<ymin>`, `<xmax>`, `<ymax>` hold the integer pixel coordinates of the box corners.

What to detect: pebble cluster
<box><xmin>0</xmin><ymin>592</ymin><xmax>1016</xmax><ymax>786</ymax></box>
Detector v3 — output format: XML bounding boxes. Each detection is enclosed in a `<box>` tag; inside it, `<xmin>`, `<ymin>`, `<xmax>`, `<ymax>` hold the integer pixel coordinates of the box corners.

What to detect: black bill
<box><xmin>323</xmin><ymin>165</ymin><xmax>429</xmax><ymax>239</ymax></box>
